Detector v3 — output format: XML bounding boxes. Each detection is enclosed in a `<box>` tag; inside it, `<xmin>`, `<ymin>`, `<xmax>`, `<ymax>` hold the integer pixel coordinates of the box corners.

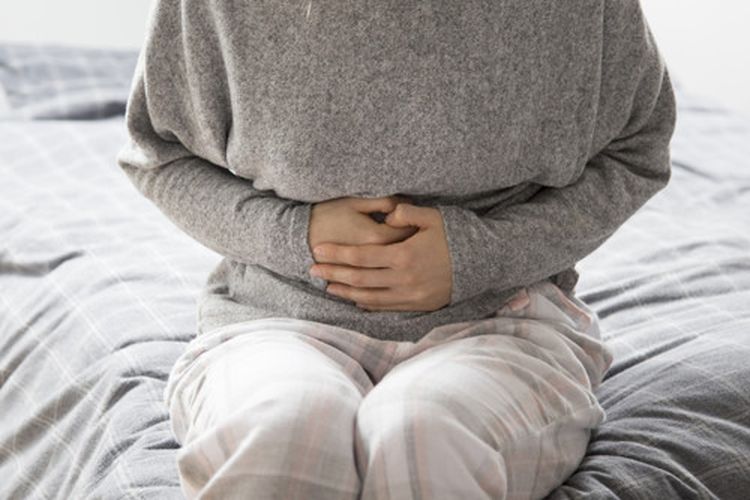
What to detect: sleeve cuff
<box><xmin>436</xmin><ymin>204</ymin><xmax>489</xmax><ymax>305</ymax></box>
<box><xmin>289</xmin><ymin>202</ymin><xmax>329</xmax><ymax>292</ymax></box>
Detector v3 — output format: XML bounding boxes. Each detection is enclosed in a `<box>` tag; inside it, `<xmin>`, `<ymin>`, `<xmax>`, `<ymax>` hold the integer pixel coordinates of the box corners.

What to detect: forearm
<box><xmin>118</xmin><ymin>153</ymin><xmax>325</xmax><ymax>290</ymax></box>
<box><xmin>437</xmin><ymin>136</ymin><xmax>672</xmax><ymax>304</ymax></box>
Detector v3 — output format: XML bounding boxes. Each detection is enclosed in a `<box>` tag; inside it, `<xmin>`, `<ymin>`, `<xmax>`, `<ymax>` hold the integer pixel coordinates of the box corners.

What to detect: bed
<box><xmin>1</xmin><ymin>43</ymin><xmax>749</xmax><ymax>500</ymax></box>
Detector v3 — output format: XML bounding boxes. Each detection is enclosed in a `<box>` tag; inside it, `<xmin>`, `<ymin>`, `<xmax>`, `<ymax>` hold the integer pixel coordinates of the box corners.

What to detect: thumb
<box><xmin>384</xmin><ymin>203</ymin><xmax>431</xmax><ymax>229</ymax></box>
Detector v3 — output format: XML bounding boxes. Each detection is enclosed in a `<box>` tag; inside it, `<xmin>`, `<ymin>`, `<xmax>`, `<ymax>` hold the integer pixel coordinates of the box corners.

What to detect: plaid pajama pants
<box><xmin>163</xmin><ymin>278</ymin><xmax>614</xmax><ymax>500</ymax></box>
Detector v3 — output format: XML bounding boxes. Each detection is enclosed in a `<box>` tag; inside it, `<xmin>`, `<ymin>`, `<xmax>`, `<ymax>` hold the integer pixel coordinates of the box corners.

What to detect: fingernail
<box><xmin>309</xmin><ymin>267</ymin><xmax>321</xmax><ymax>278</ymax></box>
<box><xmin>313</xmin><ymin>246</ymin><xmax>326</xmax><ymax>257</ymax></box>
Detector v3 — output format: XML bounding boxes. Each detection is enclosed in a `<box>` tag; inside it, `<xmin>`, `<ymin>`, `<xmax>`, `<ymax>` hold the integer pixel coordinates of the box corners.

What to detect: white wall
<box><xmin>0</xmin><ymin>0</ymin><xmax>153</xmax><ymax>49</ymax></box>
<box><xmin>641</xmin><ymin>0</ymin><xmax>750</xmax><ymax>113</ymax></box>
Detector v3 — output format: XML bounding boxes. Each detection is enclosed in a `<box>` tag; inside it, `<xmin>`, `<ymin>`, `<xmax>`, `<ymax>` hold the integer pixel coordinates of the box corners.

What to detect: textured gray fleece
<box><xmin>117</xmin><ymin>0</ymin><xmax>676</xmax><ymax>342</ymax></box>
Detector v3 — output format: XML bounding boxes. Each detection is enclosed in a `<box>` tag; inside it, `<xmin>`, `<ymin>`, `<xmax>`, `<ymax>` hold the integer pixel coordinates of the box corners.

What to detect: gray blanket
<box><xmin>1</xmin><ymin>44</ymin><xmax>749</xmax><ymax>499</ymax></box>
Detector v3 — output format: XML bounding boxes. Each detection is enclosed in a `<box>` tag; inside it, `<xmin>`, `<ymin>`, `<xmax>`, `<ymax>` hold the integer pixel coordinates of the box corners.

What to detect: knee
<box><xmin>219</xmin><ymin>377</ymin><xmax>362</xmax><ymax>438</ymax></box>
<box><xmin>181</xmin><ymin>348</ymin><xmax>364</xmax><ymax>449</ymax></box>
<box><xmin>356</xmin><ymin>383</ymin><xmax>474</xmax><ymax>454</ymax></box>
<box><xmin>191</xmin><ymin>334</ymin><xmax>364</xmax><ymax>427</ymax></box>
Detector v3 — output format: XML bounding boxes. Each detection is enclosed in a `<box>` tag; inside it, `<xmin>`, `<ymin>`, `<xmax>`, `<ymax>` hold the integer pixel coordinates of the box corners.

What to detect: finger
<box><xmin>368</xmin><ymin>221</ymin><xmax>419</xmax><ymax>243</ymax></box>
<box><xmin>313</xmin><ymin>242</ymin><xmax>404</xmax><ymax>268</ymax></box>
<box><xmin>326</xmin><ymin>282</ymin><xmax>409</xmax><ymax>307</ymax></box>
<box><xmin>349</xmin><ymin>196</ymin><xmax>399</xmax><ymax>214</ymax></box>
<box><xmin>391</xmin><ymin>194</ymin><xmax>414</xmax><ymax>205</ymax></box>
<box><xmin>314</xmin><ymin>264</ymin><xmax>402</xmax><ymax>288</ymax></box>
<box><xmin>384</xmin><ymin>203</ymin><xmax>434</xmax><ymax>229</ymax></box>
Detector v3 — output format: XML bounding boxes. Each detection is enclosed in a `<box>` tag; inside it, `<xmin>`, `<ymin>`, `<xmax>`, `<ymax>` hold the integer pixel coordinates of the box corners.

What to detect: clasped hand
<box><xmin>307</xmin><ymin>196</ymin><xmax>453</xmax><ymax>312</ymax></box>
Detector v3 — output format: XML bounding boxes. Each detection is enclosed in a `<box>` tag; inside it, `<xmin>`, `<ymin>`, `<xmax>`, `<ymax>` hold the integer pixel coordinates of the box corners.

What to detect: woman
<box><xmin>118</xmin><ymin>0</ymin><xmax>675</xmax><ymax>498</ymax></box>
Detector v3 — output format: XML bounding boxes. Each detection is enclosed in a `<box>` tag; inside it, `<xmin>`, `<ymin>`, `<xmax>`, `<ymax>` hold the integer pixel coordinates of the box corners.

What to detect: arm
<box><xmin>117</xmin><ymin>75</ymin><xmax>326</xmax><ymax>291</ymax></box>
<box><xmin>116</xmin><ymin>0</ymin><xmax>326</xmax><ymax>290</ymax></box>
<box><xmin>435</xmin><ymin>6</ymin><xmax>677</xmax><ymax>306</ymax></box>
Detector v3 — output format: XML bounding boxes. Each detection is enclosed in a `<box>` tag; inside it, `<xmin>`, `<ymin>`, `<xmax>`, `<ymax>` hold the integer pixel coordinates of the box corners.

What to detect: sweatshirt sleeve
<box><xmin>435</xmin><ymin>6</ymin><xmax>677</xmax><ymax>306</ymax></box>
<box><xmin>115</xmin><ymin>0</ymin><xmax>327</xmax><ymax>291</ymax></box>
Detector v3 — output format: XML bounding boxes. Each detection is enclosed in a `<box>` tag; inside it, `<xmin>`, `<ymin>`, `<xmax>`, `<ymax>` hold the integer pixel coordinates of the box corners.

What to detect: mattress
<box><xmin>1</xmin><ymin>43</ymin><xmax>749</xmax><ymax>499</ymax></box>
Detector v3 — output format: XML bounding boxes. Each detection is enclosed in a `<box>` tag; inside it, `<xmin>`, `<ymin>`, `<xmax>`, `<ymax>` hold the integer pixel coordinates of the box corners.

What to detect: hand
<box><xmin>308</xmin><ymin>195</ymin><xmax>419</xmax><ymax>251</ymax></box>
<box><xmin>309</xmin><ymin>203</ymin><xmax>453</xmax><ymax>312</ymax></box>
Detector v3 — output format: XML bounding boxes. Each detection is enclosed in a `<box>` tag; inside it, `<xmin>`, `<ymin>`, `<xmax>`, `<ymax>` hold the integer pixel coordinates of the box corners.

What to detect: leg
<box><xmin>355</xmin><ymin>280</ymin><xmax>614</xmax><ymax>500</ymax></box>
<box><xmin>165</xmin><ymin>320</ymin><xmax>375</xmax><ymax>500</ymax></box>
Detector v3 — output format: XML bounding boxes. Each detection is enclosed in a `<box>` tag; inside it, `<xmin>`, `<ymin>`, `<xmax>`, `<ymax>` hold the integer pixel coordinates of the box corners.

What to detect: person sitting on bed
<box><xmin>117</xmin><ymin>0</ymin><xmax>676</xmax><ymax>498</ymax></box>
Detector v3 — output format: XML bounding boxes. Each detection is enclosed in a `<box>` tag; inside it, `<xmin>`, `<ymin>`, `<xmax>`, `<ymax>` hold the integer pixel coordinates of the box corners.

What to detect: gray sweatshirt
<box><xmin>117</xmin><ymin>0</ymin><xmax>676</xmax><ymax>342</ymax></box>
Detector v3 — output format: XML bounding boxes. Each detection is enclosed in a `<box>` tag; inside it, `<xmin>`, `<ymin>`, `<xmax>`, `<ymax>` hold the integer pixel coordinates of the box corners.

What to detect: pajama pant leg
<box><xmin>355</xmin><ymin>279</ymin><xmax>613</xmax><ymax>499</ymax></box>
<box><xmin>163</xmin><ymin>278</ymin><xmax>613</xmax><ymax>500</ymax></box>
<box><xmin>163</xmin><ymin>324</ymin><xmax>375</xmax><ymax>499</ymax></box>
